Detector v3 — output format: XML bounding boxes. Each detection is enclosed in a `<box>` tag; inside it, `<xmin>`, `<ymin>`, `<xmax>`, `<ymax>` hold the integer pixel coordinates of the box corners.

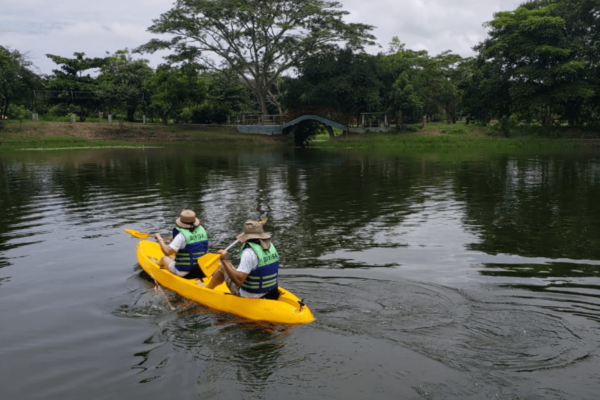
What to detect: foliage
<box><xmin>283</xmin><ymin>48</ymin><xmax>384</xmax><ymax>113</ymax></box>
<box><xmin>144</xmin><ymin>63</ymin><xmax>208</xmax><ymax>124</ymax></box>
<box><xmin>383</xmin><ymin>41</ymin><xmax>462</xmax><ymax>122</ymax></box>
<box><xmin>0</xmin><ymin>46</ymin><xmax>39</xmax><ymax>119</ymax></box>
<box><xmin>45</xmin><ymin>52</ymin><xmax>106</xmax><ymax>121</ymax></box>
<box><xmin>97</xmin><ymin>49</ymin><xmax>153</xmax><ymax>122</ymax></box>
<box><xmin>291</xmin><ymin>120</ymin><xmax>327</xmax><ymax>145</ymax></box>
<box><xmin>284</xmin><ymin>40</ymin><xmax>463</xmax><ymax>124</ymax></box>
<box><xmin>48</xmin><ymin>103</ymin><xmax>80</xmax><ymax>117</ymax></box>
<box><xmin>6</xmin><ymin>0</ymin><xmax>600</xmax><ymax>135</ymax></box>
<box><xmin>390</xmin><ymin>71</ymin><xmax>421</xmax><ymax>124</ymax></box>
<box><xmin>136</xmin><ymin>0</ymin><xmax>376</xmax><ymax>114</ymax></box>
<box><xmin>457</xmin><ymin>57</ymin><xmax>511</xmax><ymax>124</ymax></box>
<box><xmin>468</xmin><ymin>0</ymin><xmax>600</xmax><ymax>127</ymax></box>
<box><xmin>7</xmin><ymin>104</ymin><xmax>30</xmax><ymax>121</ymax></box>
<box><xmin>190</xmin><ymin>71</ymin><xmax>253</xmax><ymax>123</ymax></box>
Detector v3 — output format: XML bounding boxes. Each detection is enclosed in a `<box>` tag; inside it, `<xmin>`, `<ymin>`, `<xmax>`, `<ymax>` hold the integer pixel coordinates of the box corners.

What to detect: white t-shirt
<box><xmin>237</xmin><ymin>248</ymin><xmax>264</xmax><ymax>298</ymax></box>
<box><xmin>169</xmin><ymin>233</ymin><xmax>187</xmax><ymax>252</ymax></box>
<box><xmin>171</xmin><ymin>238</ymin><xmax>267</xmax><ymax>298</ymax></box>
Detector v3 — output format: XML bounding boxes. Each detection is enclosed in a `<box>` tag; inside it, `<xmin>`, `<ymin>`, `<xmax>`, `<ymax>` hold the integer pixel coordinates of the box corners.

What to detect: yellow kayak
<box><xmin>136</xmin><ymin>240</ymin><xmax>315</xmax><ymax>325</ymax></box>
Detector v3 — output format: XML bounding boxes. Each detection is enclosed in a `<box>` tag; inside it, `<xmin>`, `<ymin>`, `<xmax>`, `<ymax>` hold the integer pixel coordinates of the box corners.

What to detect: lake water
<box><xmin>1</xmin><ymin>145</ymin><xmax>600</xmax><ymax>399</ymax></box>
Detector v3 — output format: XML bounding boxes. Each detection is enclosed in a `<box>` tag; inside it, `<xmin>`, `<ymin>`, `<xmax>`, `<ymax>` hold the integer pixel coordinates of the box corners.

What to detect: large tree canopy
<box><xmin>467</xmin><ymin>0</ymin><xmax>600</xmax><ymax>126</ymax></box>
<box><xmin>98</xmin><ymin>49</ymin><xmax>153</xmax><ymax>122</ymax></box>
<box><xmin>136</xmin><ymin>0</ymin><xmax>376</xmax><ymax>115</ymax></box>
<box><xmin>284</xmin><ymin>41</ymin><xmax>463</xmax><ymax>124</ymax></box>
<box><xmin>283</xmin><ymin>48</ymin><xmax>384</xmax><ymax>113</ymax></box>
<box><xmin>144</xmin><ymin>63</ymin><xmax>208</xmax><ymax>124</ymax></box>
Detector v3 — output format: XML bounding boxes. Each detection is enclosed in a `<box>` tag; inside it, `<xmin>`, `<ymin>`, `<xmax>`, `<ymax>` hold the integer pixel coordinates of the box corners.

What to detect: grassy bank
<box><xmin>312</xmin><ymin>122</ymin><xmax>600</xmax><ymax>149</ymax></box>
<box><xmin>0</xmin><ymin>120</ymin><xmax>286</xmax><ymax>150</ymax></box>
<box><xmin>0</xmin><ymin>136</ymin><xmax>148</xmax><ymax>150</ymax></box>
<box><xmin>3</xmin><ymin>120</ymin><xmax>600</xmax><ymax>151</ymax></box>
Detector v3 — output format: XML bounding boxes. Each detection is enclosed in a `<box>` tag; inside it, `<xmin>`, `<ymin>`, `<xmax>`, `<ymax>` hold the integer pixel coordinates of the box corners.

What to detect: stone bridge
<box><xmin>236</xmin><ymin>106</ymin><xmax>354</xmax><ymax>144</ymax></box>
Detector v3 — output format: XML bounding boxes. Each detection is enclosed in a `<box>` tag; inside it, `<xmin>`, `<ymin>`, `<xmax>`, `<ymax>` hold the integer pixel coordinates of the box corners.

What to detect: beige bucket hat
<box><xmin>237</xmin><ymin>221</ymin><xmax>271</xmax><ymax>244</ymax></box>
<box><xmin>176</xmin><ymin>210</ymin><xmax>200</xmax><ymax>229</ymax></box>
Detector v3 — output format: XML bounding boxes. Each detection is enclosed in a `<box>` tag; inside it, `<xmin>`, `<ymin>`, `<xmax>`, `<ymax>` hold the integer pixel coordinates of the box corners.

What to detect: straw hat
<box><xmin>175</xmin><ymin>210</ymin><xmax>200</xmax><ymax>229</ymax></box>
<box><xmin>236</xmin><ymin>221</ymin><xmax>271</xmax><ymax>243</ymax></box>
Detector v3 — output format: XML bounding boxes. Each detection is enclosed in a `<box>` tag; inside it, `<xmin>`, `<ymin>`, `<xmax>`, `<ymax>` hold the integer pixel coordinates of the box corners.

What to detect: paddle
<box><xmin>126</xmin><ymin>230</ymin><xmax>176</xmax><ymax>310</ymax></box>
<box><xmin>124</xmin><ymin>229</ymin><xmax>150</xmax><ymax>239</ymax></box>
<box><xmin>196</xmin><ymin>217</ymin><xmax>268</xmax><ymax>277</ymax></box>
<box><xmin>149</xmin><ymin>270</ymin><xmax>176</xmax><ymax>311</ymax></box>
<box><xmin>125</xmin><ymin>228</ymin><xmax>172</xmax><ymax>243</ymax></box>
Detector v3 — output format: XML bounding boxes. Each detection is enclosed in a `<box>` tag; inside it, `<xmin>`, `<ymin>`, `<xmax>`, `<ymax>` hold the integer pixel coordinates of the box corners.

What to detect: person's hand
<box><xmin>154</xmin><ymin>233</ymin><xmax>162</xmax><ymax>242</ymax></box>
<box><xmin>218</xmin><ymin>249</ymin><xmax>228</xmax><ymax>261</ymax></box>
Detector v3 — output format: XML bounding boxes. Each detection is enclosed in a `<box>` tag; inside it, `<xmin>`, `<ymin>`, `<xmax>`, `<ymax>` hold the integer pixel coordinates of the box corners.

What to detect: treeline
<box><xmin>2</xmin><ymin>0</ymin><xmax>600</xmax><ymax>129</ymax></box>
<box><xmin>285</xmin><ymin>0</ymin><xmax>600</xmax><ymax>128</ymax></box>
<box><xmin>0</xmin><ymin>49</ymin><xmax>254</xmax><ymax>124</ymax></box>
<box><xmin>283</xmin><ymin>40</ymin><xmax>462</xmax><ymax>125</ymax></box>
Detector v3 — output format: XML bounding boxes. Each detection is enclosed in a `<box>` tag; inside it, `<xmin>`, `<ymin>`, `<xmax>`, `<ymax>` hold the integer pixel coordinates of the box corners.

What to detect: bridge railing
<box><xmin>234</xmin><ymin>114</ymin><xmax>286</xmax><ymax>125</ymax></box>
<box><xmin>283</xmin><ymin>106</ymin><xmax>354</xmax><ymax>126</ymax></box>
<box><xmin>235</xmin><ymin>107</ymin><xmax>359</xmax><ymax>127</ymax></box>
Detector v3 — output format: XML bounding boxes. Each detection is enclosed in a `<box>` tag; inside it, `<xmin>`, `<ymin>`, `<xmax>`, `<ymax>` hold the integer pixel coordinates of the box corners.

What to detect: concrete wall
<box><xmin>236</xmin><ymin>125</ymin><xmax>283</xmax><ymax>135</ymax></box>
<box><xmin>349</xmin><ymin>127</ymin><xmax>398</xmax><ymax>134</ymax></box>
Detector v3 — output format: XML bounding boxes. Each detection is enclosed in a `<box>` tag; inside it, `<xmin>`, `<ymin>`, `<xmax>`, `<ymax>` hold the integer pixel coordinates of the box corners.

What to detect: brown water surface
<box><xmin>1</xmin><ymin>146</ymin><xmax>600</xmax><ymax>399</ymax></box>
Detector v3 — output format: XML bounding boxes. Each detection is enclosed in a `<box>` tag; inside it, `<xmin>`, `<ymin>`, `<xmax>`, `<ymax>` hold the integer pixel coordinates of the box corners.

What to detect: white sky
<box><xmin>1</xmin><ymin>0</ymin><xmax>524</xmax><ymax>75</ymax></box>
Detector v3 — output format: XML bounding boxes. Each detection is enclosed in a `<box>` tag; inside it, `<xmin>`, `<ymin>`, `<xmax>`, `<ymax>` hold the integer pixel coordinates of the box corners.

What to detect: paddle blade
<box><xmin>197</xmin><ymin>253</ymin><xmax>221</xmax><ymax>277</ymax></box>
<box><xmin>124</xmin><ymin>229</ymin><xmax>149</xmax><ymax>239</ymax></box>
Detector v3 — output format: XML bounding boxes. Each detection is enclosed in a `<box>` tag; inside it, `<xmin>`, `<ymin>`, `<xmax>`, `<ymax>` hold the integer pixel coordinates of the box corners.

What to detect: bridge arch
<box><xmin>283</xmin><ymin>115</ymin><xmax>347</xmax><ymax>145</ymax></box>
<box><xmin>282</xmin><ymin>106</ymin><xmax>352</xmax><ymax>145</ymax></box>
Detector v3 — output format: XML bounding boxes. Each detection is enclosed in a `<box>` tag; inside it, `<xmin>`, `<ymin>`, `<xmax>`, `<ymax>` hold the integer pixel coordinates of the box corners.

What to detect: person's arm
<box><xmin>218</xmin><ymin>250</ymin><xmax>248</xmax><ymax>287</ymax></box>
<box><xmin>154</xmin><ymin>233</ymin><xmax>176</xmax><ymax>256</ymax></box>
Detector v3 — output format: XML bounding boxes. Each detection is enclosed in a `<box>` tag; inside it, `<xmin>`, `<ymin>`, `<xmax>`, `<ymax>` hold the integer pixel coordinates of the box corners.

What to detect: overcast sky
<box><xmin>1</xmin><ymin>0</ymin><xmax>524</xmax><ymax>75</ymax></box>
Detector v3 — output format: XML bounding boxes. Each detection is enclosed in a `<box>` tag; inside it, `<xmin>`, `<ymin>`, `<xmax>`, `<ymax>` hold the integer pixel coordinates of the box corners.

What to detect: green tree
<box><xmin>284</xmin><ymin>41</ymin><xmax>463</xmax><ymax>125</ymax></box>
<box><xmin>136</xmin><ymin>0</ymin><xmax>376</xmax><ymax>115</ymax></box>
<box><xmin>45</xmin><ymin>52</ymin><xmax>106</xmax><ymax>121</ymax></box>
<box><xmin>98</xmin><ymin>49</ymin><xmax>154</xmax><ymax>122</ymax></box>
<box><xmin>0</xmin><ymin>46</ymin><xmax>39</xmax><ymax>119</ymax></box>
<box><xmin>283</xmin><ymin>48</ymin><xmax>383</xmax><ymax>113</ymax></box>
<box><xmin>191</xmin><ymin>71</ymin><xmax>252</xmax><ymax>124</ymax></box>
<box><xmin>390</xmin><ymin>71</ymin><xmax>421</xmax><ymax>126</ymax></box>
<box><xmin>434</xmin><ymin>51</ymin><xmax>463</xmax><ymax>124</ymax></box>
<box><xmin>382</xmin><ymin>39</ymin><xmax>462</xmax><ymax>123</ymax></box>
<box><xmin>475</xmin><ymin>4</ymin><xmax>593</xmax><ymax>126</ymax></box>
<box><xmin>523</xmin><ymin>0</ymin><xmax>600</xmax><ymax>124</ymax></box>
<box><xmin>144</xmin><ymin>63</ymin><xmax>208</xmax><ymax>124</ymax></box>
<box><xmin>456</xmin><ymin>57</ymin><xmax>511</xmax><ymax>125</ymax></box>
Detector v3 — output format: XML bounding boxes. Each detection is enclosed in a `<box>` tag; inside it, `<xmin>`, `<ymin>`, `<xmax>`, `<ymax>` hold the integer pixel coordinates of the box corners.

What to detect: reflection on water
<box><xmin>1</xmin><ymin>146</ymin><xmax>600</xmax><ymax>399</ymax></box>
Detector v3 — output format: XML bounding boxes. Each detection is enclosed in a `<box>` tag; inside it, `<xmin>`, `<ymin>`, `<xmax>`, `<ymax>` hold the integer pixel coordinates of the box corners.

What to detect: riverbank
<box><xmin>0</xmin><ymin>121</ymin><xmax>286</xmax><ymax>150</ymax></box>
<box><xmin>2</xmin><ymin>120</ymin><xmax>600</xmax><ymax>151</ymax></box>
<box><xmin>312</xmin><ymin>122</ymin><xmax>600</xmax><ymax>149</ymax></box>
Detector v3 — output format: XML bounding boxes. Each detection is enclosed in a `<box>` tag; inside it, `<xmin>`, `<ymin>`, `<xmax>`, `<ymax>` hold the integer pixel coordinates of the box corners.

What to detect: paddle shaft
<box><xmin>149</xmin><ymin>270</ymin><xmax>175</xmax><ymax>311</ymax></box>
<box><xmin>225</xmin><ymin>240</ymin><xmax>238</xmax><ymax>252</ymax></box>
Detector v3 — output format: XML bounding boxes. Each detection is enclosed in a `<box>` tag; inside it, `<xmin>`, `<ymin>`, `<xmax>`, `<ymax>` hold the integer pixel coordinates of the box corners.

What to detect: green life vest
<box><xmin>240</xmin><ymin>242</ymin><xmax>279</xmax><ymax>294</ymax></box>
<box><xmin>173</xmin><ymin>225</ymin><xmax>208</xmax><ymax>272</ymax></box>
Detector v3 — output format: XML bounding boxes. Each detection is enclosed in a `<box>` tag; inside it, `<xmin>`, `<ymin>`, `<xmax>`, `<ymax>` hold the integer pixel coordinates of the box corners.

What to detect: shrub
<box><xmin>48</xmin><ymin>103</ymin><xmax>79</xmax><ymax>117</ymax></box>
<box><xmin>190</xmin><ymin>104</ymin><xmax>230</xmax><ymax>124</ymax></box>
<box><xmin>403</xmin><ymin>125</ymin><xmax>420</xmax><ymax>132</ymax></box>
<box><xmin>440</xmin><ymin>127</ymin><xmax>467</xmax><ymax>135</ymax></box>
<box><xmin>7</xmin><ymin>104</ymin><xmax>30</xmax><ymax>121</ymax></box>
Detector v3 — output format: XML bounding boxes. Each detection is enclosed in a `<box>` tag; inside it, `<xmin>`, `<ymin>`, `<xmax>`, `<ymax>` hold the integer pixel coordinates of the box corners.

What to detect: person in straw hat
<box><xmin>154</xmin><ymin>210</ymin><xmax>208</xmax><ymax>277</ymax></box>
<box><xmin>200</xmin><ymin>220</ymin><xmax>280</xmax><ymax>299</ymax></box>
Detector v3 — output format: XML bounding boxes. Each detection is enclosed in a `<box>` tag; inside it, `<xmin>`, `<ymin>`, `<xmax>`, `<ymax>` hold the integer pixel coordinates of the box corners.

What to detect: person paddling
<box><xmin>199</xmin><ymin>221</ymin><xmax>280</xmax><ymax>300</ymax></box>
<box><xmin>154</xmin><ymin>210</ymin><xmax>208</xmax><ymax>278</ymax></box>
